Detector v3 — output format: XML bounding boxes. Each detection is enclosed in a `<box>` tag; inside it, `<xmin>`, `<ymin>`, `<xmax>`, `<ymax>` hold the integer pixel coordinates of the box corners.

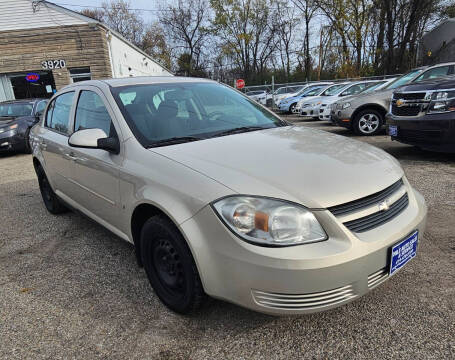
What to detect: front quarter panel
<box><xmin>118</xmin><ymin>138</ymin><xmax>235</xmax><ymax>241</ymax></box>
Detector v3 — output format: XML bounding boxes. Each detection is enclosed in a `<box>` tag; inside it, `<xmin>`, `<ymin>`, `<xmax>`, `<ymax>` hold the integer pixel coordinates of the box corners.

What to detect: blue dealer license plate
<box><xmin>390</xmin><ymin>231</ymin><xmax>418</xmax><ymax>276</ymax></box>
<box><xmin>389</xmin><ymin>125</ymin><xmax>398</xmax><ymax>136</ymax></box>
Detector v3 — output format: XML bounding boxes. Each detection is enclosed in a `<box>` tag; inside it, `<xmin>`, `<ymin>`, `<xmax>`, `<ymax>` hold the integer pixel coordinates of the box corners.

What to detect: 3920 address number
<box><xmin>41</xmin><ymin>59</ymin><xmax>66</xmax><ymax>70</ymax></box>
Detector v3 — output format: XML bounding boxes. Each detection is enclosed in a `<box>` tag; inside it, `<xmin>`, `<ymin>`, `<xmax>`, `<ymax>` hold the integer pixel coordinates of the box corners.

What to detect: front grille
<box><xmin>399</xmin><ymin>129</ymin><xmax>443</xmax><ymax>143</ymax></box>
<box><xmin>393</xmin><ymin>92</ymin><xmax>426</xmax><ymax>100</ymax></box>
<box><xmin>368</xmin><ymin>268</ymin><xmax>388</xmax><ymax>288</ymax></box>
<box><xmin>343</xmin><ymin>193</ymin><xmax>409</xmax><ymax>233</ymax></box>
<box><xmin>252</xmin><ymin>285</ymin><xmax>357</xmax><ymax>310</ymax></box>
<box><xmin>391</xmin><ymin>105</ymin><xmax>421</xmax><ymax>116</ymax></box>
<box><xmin>329</xmin><ymin>179</ymin><xmax>403</xmax><ymax>216</ymax></box>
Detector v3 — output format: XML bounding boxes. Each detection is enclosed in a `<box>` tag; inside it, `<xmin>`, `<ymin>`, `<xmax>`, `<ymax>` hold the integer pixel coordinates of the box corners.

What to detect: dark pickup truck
<box><xmin>386</xmin><ymin>78</ymin><xmax>455</xmax><ymax>153</ymax></box>
<box><xmin>0</xmin><ymin>99</ymin><xmax>47</xmax><ymax>153</ymax></box>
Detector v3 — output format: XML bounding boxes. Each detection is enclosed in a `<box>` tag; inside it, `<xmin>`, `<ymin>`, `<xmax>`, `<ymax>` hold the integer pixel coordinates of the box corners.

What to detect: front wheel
<box><xmin>289</xmin><ymin>103</ymin><xmax>297</xmax><ymax>113</ymax></box>
<box><xmin>140</xmin><ymin>216</ymin><xmax>206</xmax><ymax>314</ymax></box>
<box><xmin>353</xmin><ymin>109</ymin><xmax>383</xmax><ymax>136</ymax></box>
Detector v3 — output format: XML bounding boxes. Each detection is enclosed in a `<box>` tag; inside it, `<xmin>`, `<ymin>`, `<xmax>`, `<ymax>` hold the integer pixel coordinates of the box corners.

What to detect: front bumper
<box><xmin>299</xmin><ymin>105</ymin><xmax>319</xmax><ymax>117</ymax></box>
<box><xmin>0</xmin><ymin>129</ymin><xmax>23</xmax><ymax>152</ymax></box>
<box><xmin>180</xmin><ymin>187</ymin><xmax>427</xmax><ymax>315</ymax></box>
<box><xmin>332</xmin><ymin>107</ymin><xmax>355</xmax><ymax>128</ymax></box>
<box><xmin>386</xmin><ymin>113</ymin><xmax>455</xmax><ymax>153</ymax></box>
<box><xmin>318</xmin><ymin>107</ymin><xmax>331</xmax><ymax>120</ymax></box>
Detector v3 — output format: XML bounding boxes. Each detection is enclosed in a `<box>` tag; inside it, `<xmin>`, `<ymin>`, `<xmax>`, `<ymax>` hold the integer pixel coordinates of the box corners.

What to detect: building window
<box><xmin>69</xmin><ymin>67</ymin><xmax>91</xmax><ymax>83</ymax></box>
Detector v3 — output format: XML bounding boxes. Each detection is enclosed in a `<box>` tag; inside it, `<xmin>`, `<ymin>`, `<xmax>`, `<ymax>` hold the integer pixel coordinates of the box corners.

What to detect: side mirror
<box><xmin>35</xmin><ymin>111</ymin><xmax>43</xmax><ymax>121</ymax></box>
<box><xmin>68</xmin><ymin>128</ymin><xmax>120</xmax><ymax>154</ymax></box>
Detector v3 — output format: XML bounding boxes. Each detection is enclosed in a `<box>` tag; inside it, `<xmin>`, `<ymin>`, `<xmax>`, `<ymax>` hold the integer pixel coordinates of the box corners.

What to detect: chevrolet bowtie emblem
<box><xmin>378</xmin><ymin>200</ymin><xmax>390</xmax><ymax>212</ymax></box>
<box><xmin>396</xmin><ymin>99</ymin><xmax>405</xmax><ymax>107</ymax></box>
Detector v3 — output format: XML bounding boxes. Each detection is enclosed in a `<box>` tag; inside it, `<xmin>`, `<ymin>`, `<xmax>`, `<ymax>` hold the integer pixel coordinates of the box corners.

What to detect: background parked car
<box><xmin>0</xmin><ymin>98</ymin><xmax>47</xmax><ymax>153</ymax></box>
<box><xmin>246</xmin><ymin>90</ymin><xmax>267</xmax><ymax>102</ymax></box>
<box><xmin>298</xmin><ymin>83</ymin><xmax>351</xmax><ymax>118</ymax></box>
<box><xmin>387</xmin><ymin>77</ymin><xmax>455</xmax><ymax>152</ymax></box>
<box><xmin>278</xmin><ymin>83</ymin><xmax>333</xmax><ymax>113</ymax></box>
<box><xmin>332</xmin><ymin>62</ymin><xmax>455</xmax><ymax>135</ymax></box>
<box><xmin>273</xmin><ymin>85</ymin><xmax>306</xmax><ymax>106</ymax></box>
<box><xmin>317</xmin><ymin>81</ymin><xmax>381</xmax><ymax>121</ymax></box>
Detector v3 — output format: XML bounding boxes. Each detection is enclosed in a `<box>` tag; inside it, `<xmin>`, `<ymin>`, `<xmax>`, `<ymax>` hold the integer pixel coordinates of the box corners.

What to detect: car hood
<box><xmin>152</xmin><ymin>126</ymin><xmax>403</xmax><ymax>208</ymax></box>
<box><xmin>398</xmin><ymin>78</ymin><xmax>455</xmax><ymax>92</ymax></box>
<box><xmin>349</xmin><ymin>88</ymin><xmax>394</xmax><ymax>105</ymax></box>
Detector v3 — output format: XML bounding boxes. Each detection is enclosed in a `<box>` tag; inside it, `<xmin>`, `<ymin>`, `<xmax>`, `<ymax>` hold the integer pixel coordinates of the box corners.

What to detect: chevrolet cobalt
<box><xmin>30</xmin><ymin>77</ymin><xmax>427</xmax><ymax>315</ymax></box>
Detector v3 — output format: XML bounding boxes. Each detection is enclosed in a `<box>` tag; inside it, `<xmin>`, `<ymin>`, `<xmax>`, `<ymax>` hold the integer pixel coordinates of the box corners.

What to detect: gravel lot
<box><xmin>1</xmin><ymin>118</ymin><xmax>454</xmax><ymax>359</ymax></box>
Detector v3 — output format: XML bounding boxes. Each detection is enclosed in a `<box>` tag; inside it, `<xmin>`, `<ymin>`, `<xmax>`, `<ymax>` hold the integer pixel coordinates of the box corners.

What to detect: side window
<box><xmin>46</xmin><ymin>92</ymin><xmax>74</xmax><ymax>134</ymax></box>
<box><xmin>75</xmin><ymin>90</ymin><xmax>115</xmax><ymax>137</ymax></box>
<box><xmin>35</xmin><ymin>101</ymin><xmax>47</xmax><ymax>115</ymax></box>
<box><xmin>415</xmin><ymin>66</ymin><xmax>451</xmax><ymax>82</ymax></box>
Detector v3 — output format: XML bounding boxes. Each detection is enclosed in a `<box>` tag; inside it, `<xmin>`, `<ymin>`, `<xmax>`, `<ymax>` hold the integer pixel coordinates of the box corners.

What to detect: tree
<box><xmin>292</xmin><ymin>0</ymin><xmax>318</xmax><ymax>80</ymax></box>
<box><xmin>210</xmin><ymin>0</ymin><xmax>279</xmax><ymax>82</ymax></box>
<box><xmin>80</xmin><ymin>8</ymin><xmax>104</xmax><ymax>22</ymax></box>
<box><xmin>141</xmin><ymin>23</ymin><xmax>172</xmax><ymax>70</ymax></box>
<box><xmin>100</xmin><ymin>0</ymin><xmax>143</xmax><ymax>46</ymax></box>
<box><xmin>159</xmin><ymin>0</ymin><xmax>210</xmax><ymax>76</ymax></box>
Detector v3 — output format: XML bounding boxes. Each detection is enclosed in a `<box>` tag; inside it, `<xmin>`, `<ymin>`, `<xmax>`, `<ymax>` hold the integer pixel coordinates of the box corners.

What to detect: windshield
<box><xmin>112</xmin><ymin>82</ymin><xmax>287</xmax><ymax>147</ymax></box>
<box><xmin>302</xmin><ymin>86</ymin><xmax>326</xmax><ymax>97</ymax></box>
<box><xmin>274</xmin><ymin>87</ymin><xmax>288</xmax><ymax>95</ymax></box>
<box><xmin>384</xmin><ymin>69</ymin><xmax>424</xmax><ymax>90</ymax></box>
<box><xmin>360</xmin><ymin>81</ymin><xmax>387</xmax><ymax>94</ymax></box>
<box><xmin>0</xmin><ymin>102</ymin><xmax>33</xmax><ymax>117</ymax></box>
<box><xmin>322</xmin><ymin>84</ymin><xmax>347</xmax><ymax>96</ymax></box>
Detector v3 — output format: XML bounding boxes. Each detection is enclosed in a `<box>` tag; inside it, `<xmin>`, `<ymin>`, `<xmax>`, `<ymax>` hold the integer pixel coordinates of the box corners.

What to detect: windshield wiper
<box><xmin>147</xmin><ymin>136</ymin><xmax>202</xmax><ymax>148</ymax></box>
<box><xmin>210</xmin><ymin>126</ymin><xmax>270</xmax><ymax>138</ymax></box>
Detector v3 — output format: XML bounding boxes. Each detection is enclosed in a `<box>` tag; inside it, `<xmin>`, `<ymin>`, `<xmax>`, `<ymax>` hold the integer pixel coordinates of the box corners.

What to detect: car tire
<box><xmin>353</xmin><ymin>109</ymin><xmax>383</xmax><ymax>136</ymax></box>
<box><xmin>289</xmin><ymin>103</ymin><xmax>296</xmax><ymax>113</ymax></box>
<box><xmin>140</xmin><ymin>215</ymin><xmax>206</xmax><ymax>314</ymax></box>
<box><xmin>24</xmin><ymin>129</ymin><xmax>32</xmax><ymax>154</ymax></box>
<box><xmin>36</xmin><ymin>165</ymin><xmax>68</xmax><ymax>214</ymax></box>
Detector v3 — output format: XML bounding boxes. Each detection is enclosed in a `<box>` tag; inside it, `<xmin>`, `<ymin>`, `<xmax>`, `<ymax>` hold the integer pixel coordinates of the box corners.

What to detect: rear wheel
<box><xmin>140</xmin><ymin>216</ymin><xmax>206</xmax><ymax>314</ymax></box>
<box><xmin>36</xmin><ymin>165</ymin><xmax>67</xmax><ymax>214</ymax></box>
<box><xmin>24</xmin><ymin>129</ymin><xmax>32</xmax><ymax>154</ymax></box>
<box><xmin>353</xmin><ymin>109</ymin><xmax>383</xmax><ymax>136</ymax></box>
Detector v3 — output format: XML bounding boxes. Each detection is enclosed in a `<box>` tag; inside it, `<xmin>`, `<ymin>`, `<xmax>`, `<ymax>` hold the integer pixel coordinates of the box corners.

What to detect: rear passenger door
<box><xmin>40</xmin><ymin>91</ymin><xmax>76</xmax><ymax>198</ymax></box>
<box><xmin>67</xmin><ymin>86</ymin><xmax>123</xmax><ymax>227</ymax></box>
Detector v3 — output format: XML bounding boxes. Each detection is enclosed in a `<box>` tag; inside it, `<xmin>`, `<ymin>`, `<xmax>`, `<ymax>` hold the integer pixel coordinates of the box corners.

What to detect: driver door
<box><xmin>66</xmin><ymin>86</ymin><xmax>123</xmax><ymax>227</ymax></box>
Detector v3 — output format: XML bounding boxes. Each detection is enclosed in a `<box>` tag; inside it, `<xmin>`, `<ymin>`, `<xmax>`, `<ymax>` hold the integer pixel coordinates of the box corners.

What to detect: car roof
<box><xmin>63</xmin><ymin>76</ymin><xmax>216</xmax><ymax>90</ymax></box>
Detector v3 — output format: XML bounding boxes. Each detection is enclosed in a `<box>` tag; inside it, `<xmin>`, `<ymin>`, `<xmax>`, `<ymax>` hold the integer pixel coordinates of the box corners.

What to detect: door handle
<box><xmin>64</xmin><ymin>152</ymin><xmax>78</xmax><ymax>161</ymax></box>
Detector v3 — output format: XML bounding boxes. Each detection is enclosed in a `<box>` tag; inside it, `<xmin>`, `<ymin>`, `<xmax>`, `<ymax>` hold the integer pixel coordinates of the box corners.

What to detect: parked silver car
<box><xmin>31</xmin><ymin>77</ymin><xmax>427</xmax><ymax>315</ymax></box>
<box><xmin>332</xmin><ymin>62</ymin><xmax>455</xmax><ymax>135</ymax></box>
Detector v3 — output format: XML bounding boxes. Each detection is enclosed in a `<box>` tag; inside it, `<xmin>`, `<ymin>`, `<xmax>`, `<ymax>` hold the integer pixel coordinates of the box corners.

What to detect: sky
<box><xmin>51</xmin><ymin>0</ymin><xmax>165</xmax><ymax>23</ymax></box>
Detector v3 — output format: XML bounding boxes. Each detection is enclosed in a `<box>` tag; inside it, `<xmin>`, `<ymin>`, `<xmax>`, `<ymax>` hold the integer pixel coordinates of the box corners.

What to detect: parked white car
<box><xmin>273</xmin><ymin>85</ymin><xmax>306</xmax><ymax>106</ymax></box>
<box><xmin>297</xmin><ymin>83</ymin><xmax>351</xmax><ymax>118</ymax></box>
<box><xmin>246</xmin><ymin>90</ymin><xmax>267</xmax><ymax>103</ymax></box>
<box><xmin>276</xmin><ymin>82</ymin><xmax>332</xmax><ymax>107</ymax></box>
<box><xmin>318</xmin><ymin>81</ymin><xmax>383</xmax><ymax>121</ymax></box>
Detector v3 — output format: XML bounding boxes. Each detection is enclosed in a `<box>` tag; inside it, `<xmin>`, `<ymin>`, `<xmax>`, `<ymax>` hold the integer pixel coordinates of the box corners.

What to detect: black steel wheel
<box><xmin>140</xmin><ymin>216</ymin><xmax>205</xmax><ymax>314</ymax></box>
<box><xmin>24</xmin><ymin>129</ymin><xmax>32</xmax><ymax>154</ymax></box>
<box><xmin>36</xmin><ymin>165</ymin><xmax>67</xmax><ymax>214</ymax></box>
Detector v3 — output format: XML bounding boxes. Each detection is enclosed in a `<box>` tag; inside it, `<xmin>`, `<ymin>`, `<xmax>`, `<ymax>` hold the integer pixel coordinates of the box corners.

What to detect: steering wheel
<box><xmin>207</xmin><ymin>111</ymin><xmax>225</xmax><ymax>120</ymax></box>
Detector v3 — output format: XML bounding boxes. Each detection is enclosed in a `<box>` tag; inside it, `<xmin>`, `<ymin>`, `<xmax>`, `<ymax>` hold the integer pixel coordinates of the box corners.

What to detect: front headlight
<box><xmin>428</xmin><ymin>91</ymin><xmax>455</xmax><ymax>113</ymax></box>
<box><xmin>342</xmin><ymin>102</ymin><xmax>351</xmax><ymax>109</ymax></box>
<box><xmin>0</xmin><ymin>124</ymin><xmax>18</xmax><ymax>134</ymax></box>
<box><xmin>212</xmin><ymin>196</ymin><xmax>327</xmax><ymax>246</ymax></box>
